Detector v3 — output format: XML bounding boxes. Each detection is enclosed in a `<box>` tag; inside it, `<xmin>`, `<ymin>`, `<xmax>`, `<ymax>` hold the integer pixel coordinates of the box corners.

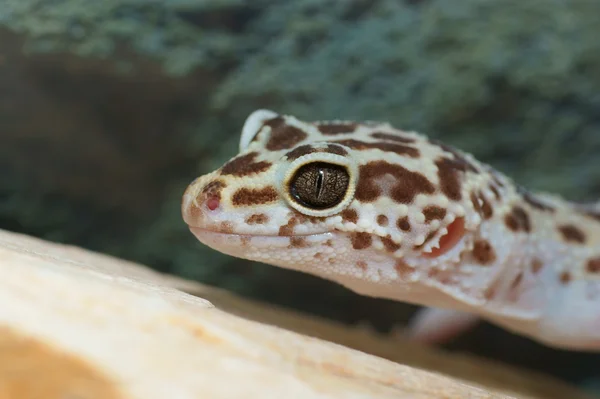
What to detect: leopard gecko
<box><xmin>181</xmin><ymin>109</ymin><xmax>600</xmax><ymax>351</ymax></box>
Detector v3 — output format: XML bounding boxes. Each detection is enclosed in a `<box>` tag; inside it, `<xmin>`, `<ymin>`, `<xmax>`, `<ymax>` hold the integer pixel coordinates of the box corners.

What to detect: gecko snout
<box><xmin>181</xmin><ymin>175</ymin><xmax>226</xmax><ymax>228</ymax></box>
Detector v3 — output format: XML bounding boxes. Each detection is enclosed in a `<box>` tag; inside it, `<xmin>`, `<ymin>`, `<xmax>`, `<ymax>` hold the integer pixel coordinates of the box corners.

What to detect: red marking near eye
<box><xmin>422</xmin><ymin>217</ymin><xmax>465</xmax><ymax>258</ymax></box>
<box><xmin>206</xmin><ymin>196</ymin><xmax>220</xmax><ymax>211</ymax></box>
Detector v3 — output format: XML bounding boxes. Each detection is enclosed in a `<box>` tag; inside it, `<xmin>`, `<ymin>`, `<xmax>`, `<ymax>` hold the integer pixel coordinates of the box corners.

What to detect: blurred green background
<box><xmin>1</xmin><ymin>0</ymin><xmax>600</xmax><ymax>393</ymax></box>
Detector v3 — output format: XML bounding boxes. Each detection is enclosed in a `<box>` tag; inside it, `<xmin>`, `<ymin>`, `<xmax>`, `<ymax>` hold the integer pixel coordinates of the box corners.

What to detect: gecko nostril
<box><xmin>206</xmin><ymin>196</ymin><xmax>220</xmax><ymax>211</ymax></box>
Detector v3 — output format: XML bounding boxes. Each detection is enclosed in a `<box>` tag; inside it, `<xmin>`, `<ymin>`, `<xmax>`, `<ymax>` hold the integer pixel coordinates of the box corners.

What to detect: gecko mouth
<box><xmin>189</xmin><ymin>216</ymin><xmax>465</xmax><ymax>261</ymax></box>
<box><xmin>189</xmin><ymin>227</ymin><xmax>335</xmax><ymax>252</ymax></box>
<box><xmin>188</xmin><ymin>227</ymin><xmax>332</xmax><ymax>238</ymax></box>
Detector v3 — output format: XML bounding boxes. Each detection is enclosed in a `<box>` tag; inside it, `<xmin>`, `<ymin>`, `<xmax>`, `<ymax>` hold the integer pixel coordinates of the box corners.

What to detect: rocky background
<box><xmin>1</xmin><ymin>0</ymin><xmax>599</xmax><ymax>394</ymax></box>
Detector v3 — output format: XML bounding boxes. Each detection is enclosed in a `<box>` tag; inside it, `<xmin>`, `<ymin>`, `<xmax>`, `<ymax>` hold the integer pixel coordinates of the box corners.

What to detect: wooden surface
<box><xmin>0</xmin><ymin>229</ymin><xmax>593</xmax><ymax>399</ymax></box>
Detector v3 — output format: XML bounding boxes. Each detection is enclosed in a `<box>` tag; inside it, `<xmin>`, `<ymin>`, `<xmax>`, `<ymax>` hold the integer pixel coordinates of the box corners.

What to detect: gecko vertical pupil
<box><xmin>289</xmin><ymin>162</ymin><xmax>350</xmax><ymax>209</ymax></box>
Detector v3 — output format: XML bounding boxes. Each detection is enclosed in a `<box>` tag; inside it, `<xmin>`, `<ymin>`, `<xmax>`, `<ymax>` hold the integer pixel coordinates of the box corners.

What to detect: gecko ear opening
<box><xmin>239</xmin><ymin>109</ymin><xmax>280</xmax><ymax>152</ymax></box>
<box><xmin>421</xmin><ymin>217</ymin><xmax>465</xmax><ymax>258</ymax></box>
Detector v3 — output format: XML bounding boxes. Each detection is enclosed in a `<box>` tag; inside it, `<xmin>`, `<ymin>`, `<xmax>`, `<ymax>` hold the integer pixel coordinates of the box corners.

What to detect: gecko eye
<box><xmin>289</xmin><ymin>162</ymin><xmax>350</xmax><ymax>209</ymax></box>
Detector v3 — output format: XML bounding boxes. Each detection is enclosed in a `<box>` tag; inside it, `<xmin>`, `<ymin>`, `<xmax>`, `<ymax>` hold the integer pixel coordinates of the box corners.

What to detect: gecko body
<box><xmin>182</xmin><ymin>110</ymin><xmax>600</xmax><ymax>351</ymax></box>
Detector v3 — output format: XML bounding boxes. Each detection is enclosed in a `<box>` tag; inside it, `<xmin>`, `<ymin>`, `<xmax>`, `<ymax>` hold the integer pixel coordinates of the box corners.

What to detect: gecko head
<box><xmin>182</xmin><ymin>110</ymin><xmax>490</xmax><ymax>291</ymax></box>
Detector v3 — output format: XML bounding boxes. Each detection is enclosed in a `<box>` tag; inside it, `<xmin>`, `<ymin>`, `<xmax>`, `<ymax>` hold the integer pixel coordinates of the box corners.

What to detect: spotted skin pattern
<box><xmin>182</xmin><ymin>109</ymin><xmax>600</xmax><ymax>351</ymax></box>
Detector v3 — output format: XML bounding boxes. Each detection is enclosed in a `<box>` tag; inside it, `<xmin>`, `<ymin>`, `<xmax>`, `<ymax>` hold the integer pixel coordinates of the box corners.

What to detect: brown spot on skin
<box><xmin>377</xmin><ymin>215</ymin><xmax>388</xmax><ymax>226</ymax></box>
<box><xmin>341</xmin><ymin>208</ymin><xmax>359</xmax><ymax>223</ymax></box>
<box><xmin>481</xmin><ymin>166</ymin><xmax>506</xmax><ymax>189</ymax></box>
<box><xmin>221</xmin><ymin>152</ymin><xmax>272</xmax><ymax>176</ymax></box>
<box><xmin>356</xmin><ymin>260</ymin><xmax>367</xmax><ymax>270</ymax></box>
<box><xmin>184</xmin><ymin>182</ymin><xmax>205</xmax><ymax>219</ymax></box>
<box><xmin>201</xmin><ymin>180</ymin><xmax>226</xmax><ymax>200</ymax></box>
<box><xmin>395</xmin><ymin>260</ymin><xmax>414</xmax><ymax>278</ymax></box>
<box><xmin>240</xmin><ymin>236</ymin><xmax>251</xmax><ymax>247</ymax></box>
<box><xmin>510</xmin><ymin>272</ymin><xmax>524</xmax><ymax>291</ymax></box>
<box><xmin>492</xmin><ymin>173</ymin><xmax>505</xmax><ymax>188</ymax></box>
<box><xmin>351</xmin><ymin>232</ymin><xmax>372</xmax><ymax>250</ymax></box>
<box><xmin>286</xmin><ymin>143</ymin><xmax>348</xmax><ymax>161</ymax></box>
<box><xmin>423</xmin><ymin>206</ymin><xmax>446</xmax><ymax>222</ymax></box>
<box><xmin>326</xmin><ymin>144</ymin><xmax>348</xmax><ymax>156</ymax></box>
<box><xmin>219</xmin><ymin>222</ymin><xmax>234</xmax><ymax>234</ymax></box>
<box><xmin>289</xmin><ymin>237</ymin><xmax>308</xmax><ymax>248</ymax></box>
<box><xmin>316</xmin><ymin>123</ymin><xmax>357</xmax><ymax>134</ymax></box>
<box><xmin>232</xmin><ymin>187</ymin><xmax>278</xmax><ymax>207</ymax></box>
<box><xmin>427</xmin><ymin>266</ymin><xmax>458</xmax><ymax>287</ymax></box>
<box><xmin>484</xmin><ymin>280</ymin><xmax>499</xmax><ymax>300</ymax></box>
<box><xmin>397</xmin><ymin>216</ymin><xmax>411</xmax><ymax>231</ymax></box>
<box><xmin>294</xmin><ymin>212</ymin><xmax>325</xmax><ymax>224</ymax></box>
<box><xmin>381</xmin><ymin>235</ymin><xmax>401</xmax><ymax>252</ymax></box>
<box><xmin>470</xmin><ymin>192</ymin><xmax>482</xmax><ymax>216</ymax></box>
<box><xmin>489</xmin><ymin>184</ymin><xmax>501</xmax><ymax>200</ymax></box>
<box><xmin>472</xmin><ymin>239</ymin><xmax>496</xmax><ymax>264</ymax></box>
<box><xmin>504</xmin><ymin>206</ymin><xmax>531</xmax><ymax>233</ymax></box>
<box><xmin>265</xmin><ymin>117</ymin><xmax>308</xmax><ymax>150</ymax></box>
<box><xmin>504</xmin><ymin>215</ymin><xmax>519</xmax><ymax>231</ymax></box>
<box><xmin>524</xmin><ymin>194</ymin><xmax>555</xmax><ymax>212</ymax></box>
<box><xmin>332</xmin><ymin>139</ymin><xmax>420</xmax><ymax>158</ymax></box>
<box><xmin>531</xmin><ymin>258</ymin><xmax>543</xmax><ymax>274</ymax></box>
<box><xmin>587</xmin><ymin>258</ymin><xmax>600</xmax><ymax>273</ymax></box>
<box><xmin>186</xmin><ymin>203</ymin><xmax>203</xmax><ymax>220</ymax></box>
<box><xmin>518</xmin><ymin>187</ymin><xmax>555</xmax><ymax>212</ymax></box>
<box><xmin>246</xmin><ymin>213</ymin><xmax>269</xmax><ymax>225</ymax></box>
<box><xmin>427</xmin><ymin>267</ymin><xmax>440</xmax><ymax>279</ymax></box>
<box><xmin>435</xmin><ymin>157</ymin><xmax>473</xmax><ymax>201</ymax></box>
<box><xmin>431</xmin><ymin>141</ymin><xmax>479</xmax><ymax>173</ymax></box>
<box><xmin>325</xmin><ymin>239</ymin><xmax>333</xmax><ymax>247</ymax></box>
<box><xmin>507</xmin><ymin>272</ymin><xmax>524</xmax><ymax>302</ymax></box>
<box><xmin>479</xmin><ymin>196</ymin><xmax>493</xmax><ymax>219</ymax></box>
<box><xmin>279</xmin><ymin>217</ymin><xmax>298</xmax><ymax>236</ymax></box>
<box><xmin>286</xmin><ymin>145</ymin><xmax>316</xmax><ymax>161</ymax></box>
<box><xmin>356</xmin><ymin>161</ymin><xmax>435</xmax><ymax>203</ymax></box>
<box><xmin>370</xmin><ymin>132</ymin><xmax>415</xmax><ymax>144</ymax></box>
<box><xmin>470</xmin><ymin>191</ymin><xmax>493</xmax><ymax>219</ymax></box>
<box><xmin>558</xmin><ymin>224</ymin><xmax>586</xmax><ymax>244</ymax></box>
<box><xmin>559</xmin><ymin>271</ymin><xmax>572</xmax><ymax>284</ymax></box>
<box><xmin>314</xmin><ymin>252</ymin><xmax>323</xmax><ymax>259</ymax></box>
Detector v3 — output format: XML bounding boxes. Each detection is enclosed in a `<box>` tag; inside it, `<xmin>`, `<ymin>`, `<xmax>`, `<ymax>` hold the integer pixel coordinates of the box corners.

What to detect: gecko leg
<box><xmin>406</xmin><ymin>307</ymin><xmax>480</xmax><ymax>344</ymax></box>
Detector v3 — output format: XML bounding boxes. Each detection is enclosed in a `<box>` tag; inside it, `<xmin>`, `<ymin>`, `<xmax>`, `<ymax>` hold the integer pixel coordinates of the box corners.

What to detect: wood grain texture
<box><xmin>0</xmin><ymin>229</ymin><xmax>593</xmax><ymax>399</ymax></box>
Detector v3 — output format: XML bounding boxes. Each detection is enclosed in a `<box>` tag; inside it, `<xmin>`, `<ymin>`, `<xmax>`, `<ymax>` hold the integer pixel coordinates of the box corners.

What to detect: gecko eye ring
<box><xmin>279</xmin><ymin>151</ymin><xmax>357</xmax><ymax>217</ymax></box>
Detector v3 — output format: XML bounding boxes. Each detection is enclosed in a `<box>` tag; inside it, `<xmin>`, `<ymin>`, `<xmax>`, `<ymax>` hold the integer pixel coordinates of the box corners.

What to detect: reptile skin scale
<box><xmin>182</xmin><ymin>109</ymin><xmax>600</xmax><ymax>351</ymax></box>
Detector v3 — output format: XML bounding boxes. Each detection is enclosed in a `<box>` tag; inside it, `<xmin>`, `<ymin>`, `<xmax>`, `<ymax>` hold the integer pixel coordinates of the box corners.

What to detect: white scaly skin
<box><xmin>182</xmin><ymin>109</ymin><xmax>600</xmax><ymax>351</ymax></box>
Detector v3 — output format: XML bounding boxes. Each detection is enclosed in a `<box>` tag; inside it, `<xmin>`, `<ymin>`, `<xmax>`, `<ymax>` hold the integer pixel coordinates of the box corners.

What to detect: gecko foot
<box><xmin>405</xmin><ymin>307</ymin><xmax>480</xmax><ymax>345</ymax></box>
